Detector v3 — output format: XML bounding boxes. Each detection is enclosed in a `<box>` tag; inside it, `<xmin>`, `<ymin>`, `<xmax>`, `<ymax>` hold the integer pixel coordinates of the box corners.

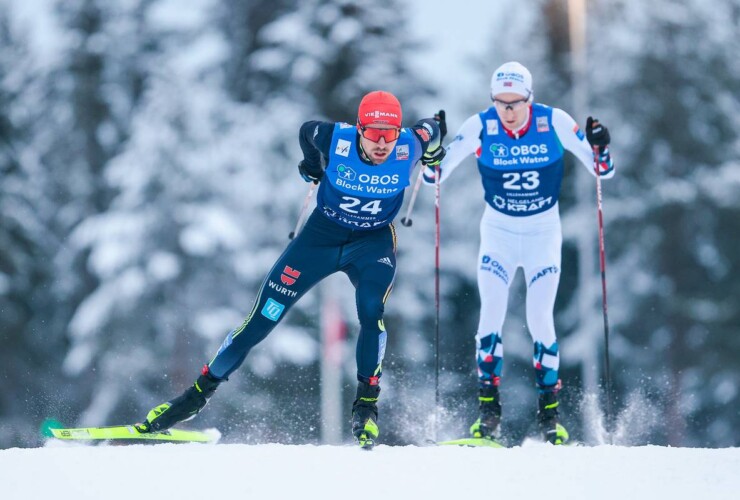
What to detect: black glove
<box><xmin>298</xmin><ymin>160</ymin><xmax>323</xmax><ymax>184</ymax></box>
<box><xmin>421</xmin><ymin>145</ymin><xmax>446</xmax><ymax>167</ymax></box>
<box><xmin>586</xmin><ymin>116</ymin><xmax>610</xmax><ymax>152</ymax></box>
<box><xmin>434</xmin><ymin>109</ymin><xmax>447</xmax><ymax>141</ymax></box>
<box><xmin>421</xmin><ymin>146</ymin><xmax>445</xmax><ymax>184</ymax></box>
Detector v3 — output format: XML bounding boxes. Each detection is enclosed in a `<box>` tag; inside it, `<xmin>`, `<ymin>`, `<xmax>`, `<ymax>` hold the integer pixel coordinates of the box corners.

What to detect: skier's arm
<box><xmin>552</xmin><ymin>108</ymin><xmax>615</xmax><ymax>179</ymax></box>
<box><xmin>423</xmin><ymin>114</ymin><xmax>482</xmax><ymax>185</ymax></box>
<box><xmin>298</xmin><ymin>121</ymin><xmax>334</xmax><ymax>182</ymax></box>
<box><xmin>410</xmin><ymin>117</ymin><xmax>444</xmax><ymax>165</ymax></box>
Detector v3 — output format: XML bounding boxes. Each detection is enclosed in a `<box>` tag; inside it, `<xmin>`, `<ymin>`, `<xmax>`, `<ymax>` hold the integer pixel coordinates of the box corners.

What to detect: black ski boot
<box><xmin>351</xmin><ymin>381</ymin><xmax>380</xmax><ymax>450</ymax></box>
<box><xmin>537</xmin><ymin>386</ymin><xmax>569</xmax><ymax>445</ymax></box>
<box><xmin>470</xmin><ymin>384</ymin><xmax>502</xmax><ymax>440</ymax></box>
<box><xmin>136</xmin><ymin>366</ymin><xmax>222</xmax><ymax>434</ymax></box>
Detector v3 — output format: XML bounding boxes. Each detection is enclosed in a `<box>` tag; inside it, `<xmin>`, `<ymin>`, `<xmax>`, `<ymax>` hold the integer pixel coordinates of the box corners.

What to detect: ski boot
<box><xmin>537</xmin><ymin>385</ymin><xmax>569</xmax><ymax>445</ymax></box>
<box><xmin>470</xmin><ymin>384</ymin><xmax>502</xmax><ymax>441</ymax></box>
<box><xmin>351</xmin><ymin>380</ymin><xmax>380</xmax><ymax>450</ymax></box>
<box><xmin>136</xmin><ymin>366</ymin><xmax>221</xmax><ymax>434</ymax></box>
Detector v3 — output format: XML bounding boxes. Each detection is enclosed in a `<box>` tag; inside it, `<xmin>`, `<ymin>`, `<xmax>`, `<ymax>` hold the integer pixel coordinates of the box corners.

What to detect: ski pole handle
<box><xmin>289</xmin><ymin>183</ymin><xmax>317</xmax><ymax>240</ymax></box>
<box><xmin>400</xmin><ymin>166</ymin><xmax>424</xmax><ymax>227</ymax></box>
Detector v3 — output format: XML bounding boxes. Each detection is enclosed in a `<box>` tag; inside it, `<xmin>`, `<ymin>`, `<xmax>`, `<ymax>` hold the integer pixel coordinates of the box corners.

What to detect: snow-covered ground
<box><xmin>2</xmin><ymin>441</ymin><xmax>737</xmax><ymax>500</ymax></box>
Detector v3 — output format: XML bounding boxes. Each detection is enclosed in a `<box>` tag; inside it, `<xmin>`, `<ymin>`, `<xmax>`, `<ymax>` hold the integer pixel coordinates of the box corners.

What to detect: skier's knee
<box><xmin>357</xmin><ymin>296</ymin><xmax>384</xmax><ymax>327</ymax></box>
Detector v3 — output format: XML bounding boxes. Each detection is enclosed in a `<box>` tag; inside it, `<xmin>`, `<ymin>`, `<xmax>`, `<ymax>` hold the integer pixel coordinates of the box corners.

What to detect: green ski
<box><xmin>49</xmin><ymin>425</ymin><xmax>220</xmax><ymax>444</ymax></box>
<box><xmin>436</xmin><ymin>437</ymin><xmax>506</xmax><ymax>448</ymax></box>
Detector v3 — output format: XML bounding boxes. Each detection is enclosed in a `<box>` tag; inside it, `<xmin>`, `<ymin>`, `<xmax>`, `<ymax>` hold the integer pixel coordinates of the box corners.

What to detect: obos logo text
<box><xmin>491</xmin><ymin>144</ymin><xmax>548</xmax><ymax>157</ymax></box>
<box><xmin>335</xmin><ymin>164</ymin><xmax>400</xmax><ymax>194</ymax></box>
<box><xmin>490</xmin><ymin>143</ymin><xmax>550</xmax><ymax>166</ymax></box>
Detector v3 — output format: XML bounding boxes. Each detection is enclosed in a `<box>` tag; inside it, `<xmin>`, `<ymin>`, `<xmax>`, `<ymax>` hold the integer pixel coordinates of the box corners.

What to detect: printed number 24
<box><xmin>503</xmin><ymin>171</ymin><xmax>540</xmax><ymax>190</ymax></box>
<box><xmin>339</xmin><ymin>197</ymin><xmax>383</xmax><ymax>215</ymax></box>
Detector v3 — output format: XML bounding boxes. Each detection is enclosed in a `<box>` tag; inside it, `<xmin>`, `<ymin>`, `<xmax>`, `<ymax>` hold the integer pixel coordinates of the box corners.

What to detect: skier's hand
<box><xmin>434</xmin><ymin>109</ymin><xmax>447</xmax><ymax>141</ymax></box>
<box><xmin>586</xmin><ymin>116</ymin><xmax>610</xmax><ymax>153</ymax></box>
<box><xmin>421</xmin><ymin>146</ymin><xmax>445</xmax><ymax>184</ymax></box>
<box><xmin>298</xmin><ymin>160</ymin><xmax>323</xmax><ymax>184</ymax></box>
<box><xmin>421</xmin><ymin>145</ymin><xmax>446</xmax><ymax>167</ymax></box>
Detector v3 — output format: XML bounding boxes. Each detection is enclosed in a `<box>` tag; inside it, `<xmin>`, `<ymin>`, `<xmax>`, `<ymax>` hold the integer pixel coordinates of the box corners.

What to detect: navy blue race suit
<box><xmin>207</xmin><ymin>119</ymin><xmax>441</xmax><ymax>384</ymax></box>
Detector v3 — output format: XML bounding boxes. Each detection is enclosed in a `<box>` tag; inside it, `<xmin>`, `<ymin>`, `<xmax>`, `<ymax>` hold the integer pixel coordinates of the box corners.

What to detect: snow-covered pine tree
<box><xmin>0</xmin><ymin>4</ymin><xmax>63</xmax><ymax>447</ymax></box>
<box><xmin>46</xmin><ymin>0</ymin><xmax>201</xmax><ymax>426</ymax></box>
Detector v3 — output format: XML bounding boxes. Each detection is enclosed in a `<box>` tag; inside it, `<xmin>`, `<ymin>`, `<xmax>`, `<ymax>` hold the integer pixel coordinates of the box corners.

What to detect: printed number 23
<box><xmin>503</xmin><ymin>171</ymin><xmax>540</xmax><ymax>190</ymax></box>
<box><xmin>339</xmin><ymin>197</ymin><xmax>383</xmax><ymax>215</ymax></box>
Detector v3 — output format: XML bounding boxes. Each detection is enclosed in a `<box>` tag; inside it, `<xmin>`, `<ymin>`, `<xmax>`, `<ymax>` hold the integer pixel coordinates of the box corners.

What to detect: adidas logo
<box><xmin>377</xmin><ymin>257</ymin><xmax>393</xmax><ymax>268</ymax></box>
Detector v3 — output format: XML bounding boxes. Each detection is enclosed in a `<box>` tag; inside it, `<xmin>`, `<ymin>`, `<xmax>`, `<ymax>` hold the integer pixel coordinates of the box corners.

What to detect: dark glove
<box><xmin>421</xmin><ymin>145</ymin><xmax>446</xmax><ymax>167</ymax></box>
<box><xmin>586</xmin><ymin>116</ymin><xmax>610</xmax><ymax>152</ymax></box>
<box><xmin>298</xmin><ymin>160</ymin><xmax>323</xmax><ymax>184</ymax></box>
<box><xmin>434</xmin><ymin>109</ymin><xmax>447</xmax><ymax>141</ymax></box>
<box><xmin>421</xmin><ymin>147</ymin><xmax>445</xmax><ymax>184</ymax></box>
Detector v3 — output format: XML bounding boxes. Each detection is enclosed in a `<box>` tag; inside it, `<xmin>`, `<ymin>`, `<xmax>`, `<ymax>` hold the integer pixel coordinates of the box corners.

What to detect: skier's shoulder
<box><xmin>333</xmin><ymin>121</ymin><xmax>356</xmax><ymax>132</ymax></box>
<box><xmin>300</xmin><ymin>120</ymin><xmax>344</xmax><ymax>155</ymax></box>
<box><xmin>531</xmin><ymin>102</ymin><xmax>562</xmax><ymax>119</ymax></box>
<box><xmin>540</xmin><ymin>105</ymin><xmax>579</xmax><ymax>137</ymax></box>
<box><xmin>545</xmin><ymin>104</ymin><xmax>574</xmax><ymax>121</ymax></box>
<box><xmin>301</xmin><ymin>120</ymin><xmax>343</xmax><ymax>139</ymax></box>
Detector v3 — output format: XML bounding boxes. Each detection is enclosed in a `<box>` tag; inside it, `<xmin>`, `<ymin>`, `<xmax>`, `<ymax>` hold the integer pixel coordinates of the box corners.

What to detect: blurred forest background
<box><xmin>1</xmin><ymin>0</ymin><xmax>738</xmax><ymax>448</ymax></box>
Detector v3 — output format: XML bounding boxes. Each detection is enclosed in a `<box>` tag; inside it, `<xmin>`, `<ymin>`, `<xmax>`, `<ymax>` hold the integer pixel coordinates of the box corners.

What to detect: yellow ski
<box><xmin>49</xmin><ymin>425</ymin><xmax>219</xmax><ymax>444</ymax></box>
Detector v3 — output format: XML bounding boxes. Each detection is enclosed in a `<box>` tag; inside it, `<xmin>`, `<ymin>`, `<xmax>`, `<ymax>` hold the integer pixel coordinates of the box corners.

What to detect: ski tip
<box><xmin>48</xmin><ymin>428</ymin><xmax>61</xmax><ymax>439</ymax></box>
<box><xmin>45</xmin><ymin>426</ymin><xmax>83</xmax><ymax>439</ymax></box>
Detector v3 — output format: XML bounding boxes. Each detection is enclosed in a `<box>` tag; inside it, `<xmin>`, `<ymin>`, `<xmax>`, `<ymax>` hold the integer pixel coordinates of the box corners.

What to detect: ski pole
<box><xmin>593</xmin><ymin>145</ymin><xmax>613</xmax><ymax>437</ymax></box>
<box><xmin>400</xmin><ymin>167</ymin><xmax>424</xmax><ymax>227</ymax></box>
<box><xmin>289</xmin><ymin>182</ymin><xmax>317</xmax><ymax>240</ymax></box>
<box><xmin>433</xmin><ymin>162</ymin><xmax>441</xmax><ymax>442</ymax></box>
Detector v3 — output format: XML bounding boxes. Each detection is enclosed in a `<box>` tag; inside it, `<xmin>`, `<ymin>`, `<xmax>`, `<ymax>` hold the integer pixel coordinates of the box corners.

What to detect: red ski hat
<box><xmin>357</xmin><ymin>91</ymin><xmax>402</xmax><ymax>128</ymax></box>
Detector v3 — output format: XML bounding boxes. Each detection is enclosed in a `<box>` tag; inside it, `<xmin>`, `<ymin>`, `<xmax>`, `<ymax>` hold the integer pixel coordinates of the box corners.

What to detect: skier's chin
<box><xmin>372</xmin><ymin>151</ymin><xmax>389</xmax><ymax>162</ymax></box>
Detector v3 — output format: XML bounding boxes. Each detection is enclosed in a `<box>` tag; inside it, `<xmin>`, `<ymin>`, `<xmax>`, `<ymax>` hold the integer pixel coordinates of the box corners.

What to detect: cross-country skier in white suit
<box><xmin>424</xmin><ymin>61</ymin><xmax>614</xmax><ymax>445</ymax></box>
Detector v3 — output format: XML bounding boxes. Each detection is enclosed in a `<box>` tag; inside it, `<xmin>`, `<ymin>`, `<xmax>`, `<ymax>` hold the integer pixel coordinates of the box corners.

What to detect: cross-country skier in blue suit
<box><xmin>136</xmin><ymin>91</ymin><xmax>445</xmax><ymax>448</ymax></box>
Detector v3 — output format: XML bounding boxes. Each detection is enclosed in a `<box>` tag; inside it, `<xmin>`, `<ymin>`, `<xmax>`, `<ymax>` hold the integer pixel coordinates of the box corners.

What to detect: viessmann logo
<box><xmin>364</xmin><ymin>111</ymin><xmax>399</xmax><ymax>119</ymax></box>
